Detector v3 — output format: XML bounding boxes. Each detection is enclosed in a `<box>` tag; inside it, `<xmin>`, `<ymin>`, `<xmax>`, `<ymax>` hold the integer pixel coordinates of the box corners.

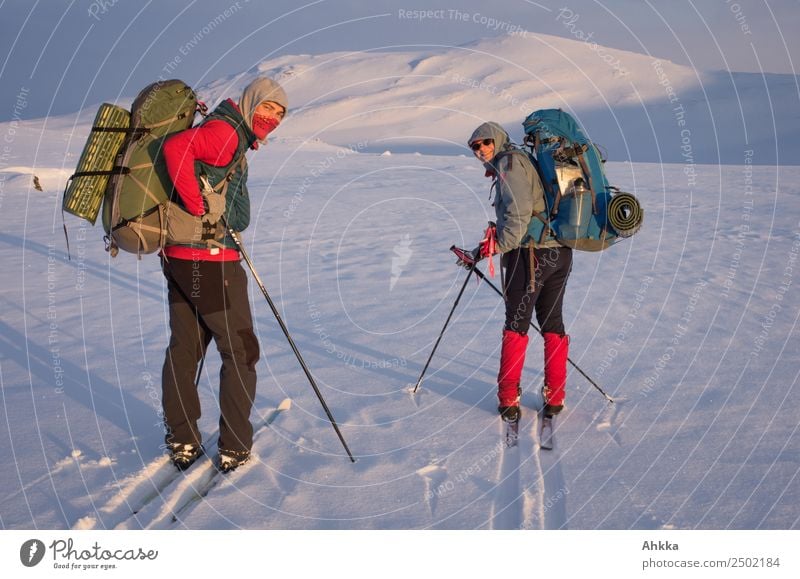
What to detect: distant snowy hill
<box><xmin>3</xmin><ymin>34</ymin><xmax>797</xmax><ymax>169</ymax></box>
<box><xmin>194</xmin><ymin>35</ymin><xmax>796</xmax><ymax>164</ymax></box>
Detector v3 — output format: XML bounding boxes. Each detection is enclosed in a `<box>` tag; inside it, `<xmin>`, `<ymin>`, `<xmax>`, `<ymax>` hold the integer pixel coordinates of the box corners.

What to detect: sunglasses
<box><xmin>470</xmin><ymin>139</ymin><xmax>494</xmax><ymax>151</ymax></box>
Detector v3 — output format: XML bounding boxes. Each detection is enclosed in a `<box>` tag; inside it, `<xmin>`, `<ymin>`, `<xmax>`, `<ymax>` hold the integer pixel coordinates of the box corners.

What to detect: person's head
<box><xmin>239</xmin><ymin>77</ymin><xmax>288</xmax><ymax>142</ymax></box>
<box><xmin>468</xmin><ymin>122</ymin><xmax>510</xmax><ymax>164</ymax></box>
<box><xmin>470</xmin><ymin>137</ymin><xmax>495</xmax><ymax>163</ymax></box>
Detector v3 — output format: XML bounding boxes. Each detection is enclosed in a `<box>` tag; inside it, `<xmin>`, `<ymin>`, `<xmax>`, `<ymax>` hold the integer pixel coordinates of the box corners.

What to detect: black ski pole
<box><xmin>194</xmin><ymin>331</ymin><xmax>212</xmax><ymax>388</ymax></box>
<box><xmin>412</xmin><ymin>265</ymin><xmax>476</xmax><ymax>393</ymax></box>
<box><xmin>194</xmin><ymin>351</ymin><xmax>205</xmax><ymax>390</ymax></box>
<box><xmin>222</xmin><ymin>218</ymin><xmax>356</xmax><ymax>462</ymax></box>
<box><xmin>452</xmin><ymin>248</ymin><xmax>614</xmax><ymax>404</ymax></box>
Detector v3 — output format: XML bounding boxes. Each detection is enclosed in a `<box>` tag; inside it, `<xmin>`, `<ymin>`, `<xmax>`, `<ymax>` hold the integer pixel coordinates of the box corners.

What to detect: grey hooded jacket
<box><xmin>469</xmin><ymin>122</ymin><xmax>559</xmax><ymax>252</ymax></box>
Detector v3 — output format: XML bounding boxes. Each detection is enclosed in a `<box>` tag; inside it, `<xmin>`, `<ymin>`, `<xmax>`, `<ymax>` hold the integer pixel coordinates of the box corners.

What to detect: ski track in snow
<box><xmin>519</xmin><ymin>413</ymin><xmax>547</xmax><ymax>531</ymax></box>
<box><xmin>489</xmin><ymin>411</ymin><xmax>568</xmax><ymax>531</ymax></box>
<box><xmin>539</xmin><ymin>415</ymin><xmax>569</xmax><ymax>530</ymax></box>
<box><xmin>141</xmin><ymin>455</ymin><xmax>218</xmax><ymax>530</ymax></box>
<box><xmin>162</xmin><ymin>458</ymin><xmax>225</xmax><ymax>529</ymax></box>
<box><xmin>71</xmin><ymin>401</ymin><xmax>291</xmax><ymax>530</ymax></box>
<box><xmin>490</xmin><ymin>418</ymin><xmax>524</xmax><ymax>530</ymax></box>
<box><xmin>161</xmin><ymin>400</ymin><xmax>291</xmax><ymax>528</ymax></box>
<box><xmin>72</xmin><ymin>455</ymin><xmax>174</xmax><ymax>530</ymax></box>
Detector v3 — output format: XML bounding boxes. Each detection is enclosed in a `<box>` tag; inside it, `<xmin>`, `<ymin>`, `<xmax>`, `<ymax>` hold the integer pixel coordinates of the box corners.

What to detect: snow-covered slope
<box><xmin>201</xmin><ymin>34</ymin><xmax>798</xmax><ymax>164</ymax></box>
<box><xmin>0</xmin><ymin>35</ymin><xmax>798</xmax><ymax>531</ymax></box>
<box><xmin>2</xmin><ymin>33</ymin><xmax>797</xmax><ymax>173</ymax></box>
<box><xmin>2</xmin><ymin>142</ymin><xmax>799</xmax><ymax>529</ymax></box>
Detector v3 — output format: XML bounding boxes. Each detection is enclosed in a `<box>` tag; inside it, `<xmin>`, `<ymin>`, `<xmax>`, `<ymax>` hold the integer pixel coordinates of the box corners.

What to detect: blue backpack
<box><xmin>522</xmin><ymin>109</ymin><xmax>642</xmax><ymax>251</ymax></box>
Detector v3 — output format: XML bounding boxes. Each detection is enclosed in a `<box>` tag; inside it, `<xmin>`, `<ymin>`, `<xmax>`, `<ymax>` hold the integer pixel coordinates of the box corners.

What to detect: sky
<box><xmin>0</xmin><ymin>0</ymin><xmax>798</xmax><ymax>121</ymax></box>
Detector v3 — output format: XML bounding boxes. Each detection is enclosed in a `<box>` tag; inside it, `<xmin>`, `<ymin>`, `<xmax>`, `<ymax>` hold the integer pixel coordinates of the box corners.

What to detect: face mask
<box><xmin>251</xmin><ymin>114</ymin><xmax>279</xmax><ymax>141</ymax></box>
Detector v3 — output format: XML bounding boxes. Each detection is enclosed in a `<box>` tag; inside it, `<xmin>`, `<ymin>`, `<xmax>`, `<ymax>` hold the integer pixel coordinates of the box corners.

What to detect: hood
<box><xmin>238</xmin><ymin>77</ymin><xmax>288</xmax><ymax>131</ymax></box>
<box><xmin>468</xmin><ymin>121</ymin><xmax>511</xmax><ymax>166</ymax></box>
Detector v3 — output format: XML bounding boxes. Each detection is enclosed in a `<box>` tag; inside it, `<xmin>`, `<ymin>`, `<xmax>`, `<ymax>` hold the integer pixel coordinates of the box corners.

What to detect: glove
<box><xmin>202</xmin><ymin>191</ymin><xmax>226</xmax><ymax>224</ymax></box>
<box><xmin>478</xmin><ymin>222</ymin><xmax>497</xmax><ymax>259</ymax></box>
<box><xmin>452</xmin><ymin>246</ymin><xmax>480</xmax><ymax>269</ymax></box>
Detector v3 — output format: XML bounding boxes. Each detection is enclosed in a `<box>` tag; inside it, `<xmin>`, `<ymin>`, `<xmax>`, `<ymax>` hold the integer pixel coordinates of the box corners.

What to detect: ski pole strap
<box><xmin>479</xmin><ymin>223</ymin><xmax>497</xmax><ymax>277</ymax></box>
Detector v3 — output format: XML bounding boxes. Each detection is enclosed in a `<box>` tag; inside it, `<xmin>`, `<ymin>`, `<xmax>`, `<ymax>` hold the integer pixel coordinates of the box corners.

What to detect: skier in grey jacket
<box><xmin>465</xmin><ymin>122</ymin><xmax>572</xmax><ymax>421</ymax></box>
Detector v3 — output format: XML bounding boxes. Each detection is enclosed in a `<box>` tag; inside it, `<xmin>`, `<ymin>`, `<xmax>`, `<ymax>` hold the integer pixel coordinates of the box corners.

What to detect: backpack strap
<box><xmin>551</xmin><ymin>179</ymin><xmax>564</xmax><ymax>216</ymax></box>
<box><xmin>212</xmin><ymin>154</ymin><xmax>248</xmax><ymax>197</ymax></box>
<box><xmin>195</xmin><ymin>153</ymin><xmax>248</xmax><ymax>250</ymax></box>
<box><xmin>127</xmin><ymin>169</ymin><xmax>170</xmax><ymax>208</ymax></box>
<box><xmin>531</xmin><ymin>134</ymin><xmax>559</xmax><ymax>210</ymax></box>
<box><xmin>532</xmin><ymin>211</ymin><xmax>554</xmax><ymax>244</ymax></box>
<box><xmin>528</xmin><ymin>246</ymin><xmax>536</xmax><ymax>293</ymax></box>
<box><xmin>69</xmin><ymin>167</ymin><xmax>129</xmax><ymax>178</ymax></box>
<box><xmin>494</xmin><ymin>148</ymin><xmax>527</xmax><ymax>168</ymax></box>
<box><xmin>497</xmin><ymin>147</ymin><xmax>558</xmax><ymax>246</ymax></box>
<box><xmin>577</xmin><ymin>152</ymin><xmax>599</xmax><ymax>215</ymax></box>
<box><xmin>145</xmin><ymin>112</ymin><xmax>194</xmax><ymax>131</ymax></box>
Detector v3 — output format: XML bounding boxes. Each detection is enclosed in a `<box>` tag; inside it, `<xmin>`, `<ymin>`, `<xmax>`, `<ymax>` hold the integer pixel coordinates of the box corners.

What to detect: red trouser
<box><xmin>498</xmin><ymin>330</ymin><xmax>528</xmax><ymax>407</ymax></box>
<box><xmin>543</xmin><ymin>333</ymin><xmax>569</xmax><ymax>407</ymax></box>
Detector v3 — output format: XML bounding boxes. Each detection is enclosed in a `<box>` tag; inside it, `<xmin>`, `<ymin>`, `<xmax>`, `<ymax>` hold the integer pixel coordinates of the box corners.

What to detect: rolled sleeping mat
<box><xmin>607</xmin><ymin>192</ymin><xmax>643</xmax><ymax>238</ymax></box>
<box><xmin>62</xmin><ymin>103</ymin><xmax>130</xmax><ymax>224</ymax></box>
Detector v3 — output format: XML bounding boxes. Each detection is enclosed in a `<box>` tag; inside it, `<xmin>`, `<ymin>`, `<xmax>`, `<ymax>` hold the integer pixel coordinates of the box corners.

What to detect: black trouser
<box><xmin>161</xmin><ymin>258</ymin><xmax>259</xmax><ymax>453</ymax></box>
<box><xmin>503</xmin><ymin>246</ymin><xmax>572</xmax><ymax>335</ymax></box>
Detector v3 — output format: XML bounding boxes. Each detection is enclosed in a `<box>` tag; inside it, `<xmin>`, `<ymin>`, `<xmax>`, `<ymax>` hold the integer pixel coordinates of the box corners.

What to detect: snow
<box><xmin>0</xmin><ymin>35</ymin><xmax>798</xmax><ymax>531</ymax></box>
<box><xmin>194</xmin><ymin>34</ymin><xmax>799</xmax><ymax>165</ymax></box>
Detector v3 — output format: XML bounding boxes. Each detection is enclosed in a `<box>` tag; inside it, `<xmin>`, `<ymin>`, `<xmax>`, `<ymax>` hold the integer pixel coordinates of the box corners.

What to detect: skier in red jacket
<box><xmin>160</xmin><ymin>77</ymin><xmax>287</xmax><ymax>472</ymax></box>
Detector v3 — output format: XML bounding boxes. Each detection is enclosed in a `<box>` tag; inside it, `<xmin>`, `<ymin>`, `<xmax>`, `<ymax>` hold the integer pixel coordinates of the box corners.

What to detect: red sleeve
<box><xmin>163</xmin><ymin>120</ymin><xmax>239</xmax><ymax>216</ymax></box>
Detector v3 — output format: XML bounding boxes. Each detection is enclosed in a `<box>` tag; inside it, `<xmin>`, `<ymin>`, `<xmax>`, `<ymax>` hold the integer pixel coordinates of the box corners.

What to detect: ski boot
<box><xmin>218</xmin><ymin>449</ymin><xmax>250</xmax><ymax>473</ymax></box>
<box><xmin>168</xmin><ymin>443</ymin><xmax>203</xmax><ymax>471</ymax></box>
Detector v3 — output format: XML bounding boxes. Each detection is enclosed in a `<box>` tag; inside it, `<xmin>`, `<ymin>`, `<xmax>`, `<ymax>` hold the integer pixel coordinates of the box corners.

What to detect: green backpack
<box><xmin>101</xmin><ymin>80</ymin><xmax>199</xmax><ymax>256</ymax></box>
<box><xmin>63</xmin><ymin>79</ymin><xmax>218</xmax><ymax>257</ymax></box>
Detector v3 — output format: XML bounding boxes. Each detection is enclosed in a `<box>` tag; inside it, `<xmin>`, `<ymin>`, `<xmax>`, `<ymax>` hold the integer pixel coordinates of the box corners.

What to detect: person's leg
<box><xmin>498</xmin><ymin>248</ymin><xmax>538</xmax><ymax>412</ymax></box>
<box><xmin>533</xmin><ymin>247</ymin><xmax>572</xmax><ymax>414</ymax></box>
<box><xmin>197</xmin><ymin>261</ymin><xmax>259</xmax><ymax>455</ymax></box>
<box><xmin>161</xmin><ymin>258</ymin><xmax>207</xmax><ymax>448</ymax></box>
